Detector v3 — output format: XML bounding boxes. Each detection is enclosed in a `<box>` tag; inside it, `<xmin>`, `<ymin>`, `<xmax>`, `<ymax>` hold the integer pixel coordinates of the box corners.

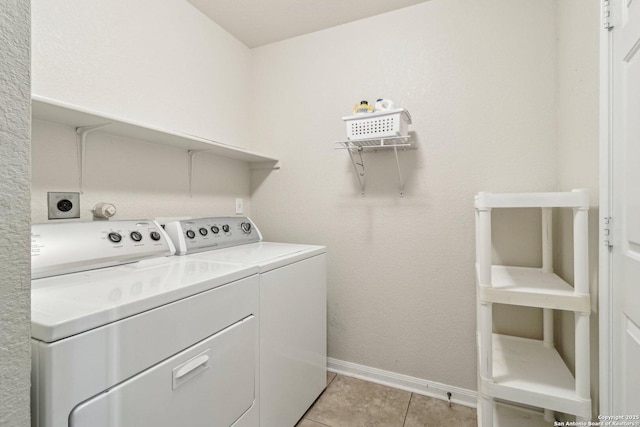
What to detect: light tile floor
<box><xmin>296</xmin><ymin>373</ymin><xmax>477</xmax><ymax>427</ymax></box>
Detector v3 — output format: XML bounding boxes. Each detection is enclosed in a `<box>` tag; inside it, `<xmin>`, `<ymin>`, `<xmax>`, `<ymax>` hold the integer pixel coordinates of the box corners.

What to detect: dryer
<box><xmin>30</xmin><ymin>220</ymin><xmax>260</xmax><ymax>427</ymax></box>
<box><xmin>164</xmin><ymin>217</ymin><xmax>327</xmax><ymax>427</ymax></box>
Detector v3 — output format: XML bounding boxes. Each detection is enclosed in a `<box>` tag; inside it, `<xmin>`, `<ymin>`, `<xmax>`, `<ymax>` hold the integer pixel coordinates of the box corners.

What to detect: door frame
<box><xmin>599</xmin><ymin>0</ymin><xmax>614</xmax><ymax>416</ymax></box>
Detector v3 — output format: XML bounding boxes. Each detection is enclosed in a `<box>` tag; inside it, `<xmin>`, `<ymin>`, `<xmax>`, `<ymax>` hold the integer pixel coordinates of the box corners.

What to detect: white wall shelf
<box><xmin>32</xmin><ymin>95</ymin><xmax>280</xmax><ymax>168</ymax></box>
<box><xmin>335</xmin><ymin>135</ymin><xmax>415</xmax><ymax>197</ymax></box>
<box><xmin>335</xmin><ymin>135</ymin><xmax>414</xmax><ymax>151</ymax></box>
<box><xmin>475</xmin><ymin>189</ymin><xmax>591</xmax><ymax>426</ymax></box>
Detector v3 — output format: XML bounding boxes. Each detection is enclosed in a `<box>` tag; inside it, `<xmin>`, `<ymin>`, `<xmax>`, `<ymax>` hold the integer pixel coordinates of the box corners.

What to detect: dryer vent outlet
<box><xmin>48</xmin><ymin>192</ymin><xmax>80</xmax><ymax>219</ymax></box>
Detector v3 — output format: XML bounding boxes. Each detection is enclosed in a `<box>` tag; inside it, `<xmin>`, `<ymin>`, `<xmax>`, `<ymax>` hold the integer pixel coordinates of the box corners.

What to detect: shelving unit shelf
<box><xmin>477</xmin><ymin>265</ymin><xmax>590</xmax><ymax>313</ymax></box>
<box><xmin>474</xmin><ymin>189</ymin><xmax>591</xmax><ymax>426</ymax></box>
<box><xmin>483</xmin><ymin>402</ymin><xmax>557</xmax><ymax>427</ymax></box>
<box><xmin>481</xmin><ymin>334</ymin><xmax>591</xmax><ymax>417</ymax></box>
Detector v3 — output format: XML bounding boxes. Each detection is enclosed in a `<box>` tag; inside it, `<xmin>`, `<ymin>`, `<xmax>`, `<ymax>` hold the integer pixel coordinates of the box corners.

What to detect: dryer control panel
<box><xmin>163</xmin><ymin>217</ymin><xmax>262</xmax><ymax>255</ymax></box>
<box><xmin>31</xmin><ymin>220</ymin><xmax>175</xmax><ymax>279</ymax></box>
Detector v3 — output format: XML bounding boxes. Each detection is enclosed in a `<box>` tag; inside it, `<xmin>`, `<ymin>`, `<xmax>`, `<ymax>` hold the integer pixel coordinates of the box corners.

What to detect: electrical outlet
<box><xmin>48</xmin><ymin>192</ymin><xmax>80</xmax><ymax>219</ymax></box>
<box><xmin>235</xmin><ymin>198</ymin><xmax>243</xmax><ymax>214</ymax></box>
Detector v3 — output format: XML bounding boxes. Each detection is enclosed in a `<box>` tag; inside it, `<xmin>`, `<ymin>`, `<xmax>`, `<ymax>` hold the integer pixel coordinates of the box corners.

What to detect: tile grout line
<box><xmin>304</xmin><ymin>418</ymin><xmax>333</xmax><ymax>427</ymax></box>
<box><xmin>303</xmin><ymin>414</ymin><xmax>332</xmax><ymax>426</ymax></box>
<box><xmin>301</xmin><ymin>373</ymin><xmax>339</xmax><ymax>427</ymax></box>
<box><xmin>402</xmin><ymin>392</ymin><xmax>414</xmax><ymax>427</ymax></box>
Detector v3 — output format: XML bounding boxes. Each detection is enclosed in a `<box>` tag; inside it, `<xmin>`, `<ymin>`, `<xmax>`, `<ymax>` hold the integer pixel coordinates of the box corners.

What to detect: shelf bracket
<box><xmin>335</xmin><ymin>136</ymin><xmax>413</xmax><ymax>197</ymax></box>
<box><xmin>393</xmin><ymin>145</ymin><xmax>405</xmax><ymax>197</ymax></box>
<box><xmin>76</xmin><ymin>123</ymin><xmax>112</xmax><ymax>193</ymax></box>
<box><xmin>347</xmin><ymin>147</ymin><xmax>366</xmax><ymax>196</ymax></box>
<box><xmin>249</xmin><ymin>160</ymin><xmax>281</xmax><ymax>171</ymax></box>
<box><xmin>187</xmin><ymin>150</ymin><xmax>206</xmax><ymax>198</ymax></box>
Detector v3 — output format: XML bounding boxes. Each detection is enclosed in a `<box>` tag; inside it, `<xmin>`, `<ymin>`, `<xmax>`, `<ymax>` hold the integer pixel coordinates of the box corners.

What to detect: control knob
<box><xmin>222</xmin><ymin>224</ymin><xmax>230</xmax><ymax>233</ymax></box>
<box><xmin>108</xmin><ymin>232</ymin><xmax>122</xmax><ymax>243</ymax></box>
<box><xmin>199</xmin><ymin>227</ymin><xmax>208</xmax><ymax>236</ymax></box>
<box><xmin>211</xmin><ymin>226</ymin><xmax>220</xmax><ymax>234</ymax></box>
<box><xmin>241</xmin><ymin>222</ymin><xmax>252</xmax><ymax>234</ymax></box>
<box><xmin>130</xmin><ymin>231</ymin><xmax>143</xmax><ymax>242</ymax></box>
<box><xmin>150</xmin><ymin>231</ymin><xmax>162</xmax><ymax>241</ymax></box>
<box><xmin>186</xmin><ymin>230</ymin><xmax>196</xmax><ymax>239</ymax></box>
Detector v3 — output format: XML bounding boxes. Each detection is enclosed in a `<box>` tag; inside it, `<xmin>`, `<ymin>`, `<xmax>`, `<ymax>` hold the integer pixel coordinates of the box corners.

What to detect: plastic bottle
<box><xmin>374</xmin><ymin>99</ymin><xmax>395</xmax><ymax>111</ymax></box>
<box><xmin>353</xmin><ymin>100</ymin><xmax>373</xmax><ymax>115</ymax></box>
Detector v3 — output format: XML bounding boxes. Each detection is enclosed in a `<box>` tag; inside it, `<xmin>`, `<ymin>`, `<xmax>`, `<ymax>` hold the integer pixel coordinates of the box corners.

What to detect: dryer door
<box><xmin>69</xmin><ymin>315</ymin><xmax>256</xmax><ymax>427</ymax></box>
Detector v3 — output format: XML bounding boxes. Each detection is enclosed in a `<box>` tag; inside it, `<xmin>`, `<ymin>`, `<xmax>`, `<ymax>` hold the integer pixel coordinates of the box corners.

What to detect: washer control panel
<box><xmin>31</xmin><ymin>220</ymin><xmax>175</xmax><ymax>279</ymax></box>
<box><xmin>163</xmin><ymin>217</ymin><xmax>261</xmax><ymax>255</ymax></box>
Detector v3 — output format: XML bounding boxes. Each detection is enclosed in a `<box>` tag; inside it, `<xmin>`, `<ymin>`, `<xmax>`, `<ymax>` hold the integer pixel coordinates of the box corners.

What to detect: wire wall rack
<box><xmin>334</xmin><ymin>135</ymin><xmax>415</xmax><ymax>197</ymax></box>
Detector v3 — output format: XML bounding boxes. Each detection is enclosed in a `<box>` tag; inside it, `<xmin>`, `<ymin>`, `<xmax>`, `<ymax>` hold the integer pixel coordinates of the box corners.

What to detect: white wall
<box><xmin>26</xmin><ymin>0</ymin><xmax>601</xmax><ymax>406</ymax></box>
<box><xmin>553</xmin><ymin>0</ymin><xmax>600</xmax><ymax>418</ymax></box>
<box><xmin>30</xmin><ymin>0</ymin><xmax>253</xmax><ymax>223</ymax></box>
<box><xmin>32</xmin><ymin>0</ymin><xmax>252</xmax><ymax>148</ymax></box>
<box><xmin>0</xmin><ymin>0</ymin><xmax>31</xmax><ymax>425</ymax></box>
<box><xmin>31</xmin><ymin>120</ymin><xmax>251</xmax><ymax>223</ymax></box>
<box><xmin>249</xmin><ymin>0</ymin><xmax>558</xmax><ymax>391</ymax></box>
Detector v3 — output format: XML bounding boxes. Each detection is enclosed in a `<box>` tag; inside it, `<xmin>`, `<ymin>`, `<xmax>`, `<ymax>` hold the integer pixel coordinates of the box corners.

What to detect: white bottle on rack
<box><xmin>374</xmin><ymin>98</ymin><xmax>395</xmax><ymax>111</ymax></box>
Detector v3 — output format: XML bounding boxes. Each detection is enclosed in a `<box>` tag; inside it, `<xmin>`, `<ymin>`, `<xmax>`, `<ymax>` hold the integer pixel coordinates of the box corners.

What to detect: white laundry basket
<box><xmin>342</xmin><ymin>108</ymin><xmax>411</xmax><ymax>141</ymax></box>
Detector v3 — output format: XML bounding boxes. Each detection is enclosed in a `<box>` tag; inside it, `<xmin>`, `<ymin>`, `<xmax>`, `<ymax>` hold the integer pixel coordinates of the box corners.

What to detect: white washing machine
<box><xmin>164</xmin><ymin>217</ymin><xmax>327</xmax><ymax>427</ymax></box>
<box><xmin>30</xmin><ymin>220</ymin><xmax>260</xmax><ymax>427</ymax></box>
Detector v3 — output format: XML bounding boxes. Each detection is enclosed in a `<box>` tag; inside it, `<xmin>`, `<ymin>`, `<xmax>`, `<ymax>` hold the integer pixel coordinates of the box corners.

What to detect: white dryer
<box><xmin>30</xmin><ymin>220</ymin><xmax>260</xmax><ymax>427</ymax></box>
<box><xmin>164</xmin><ymin>217</ymin><xmax>327</xmax><ymax>427</ymax></box>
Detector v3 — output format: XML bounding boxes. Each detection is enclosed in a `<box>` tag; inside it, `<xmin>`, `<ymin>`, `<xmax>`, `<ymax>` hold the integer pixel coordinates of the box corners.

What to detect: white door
<box><xmin>611</xmin><ymin>0</ymin><xmax>640</xmax><ymax>415</ymax></box>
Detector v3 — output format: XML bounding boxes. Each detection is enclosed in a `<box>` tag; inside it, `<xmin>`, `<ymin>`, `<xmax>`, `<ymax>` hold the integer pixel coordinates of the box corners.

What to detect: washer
<box><xmin>164</xmin><ymin>217</ymin><xmax>327</xmax><ymax>427</ymax></box>
<box><xmin>30</xmin><ymin>220</ymin><xmax>260</xmax><ymax>427</ymax></box>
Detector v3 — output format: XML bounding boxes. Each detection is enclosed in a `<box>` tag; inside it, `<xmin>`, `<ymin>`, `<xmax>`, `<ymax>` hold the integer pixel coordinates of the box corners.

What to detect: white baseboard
<box><xmin>327</xmin><ymin>357</ymin><xmax>477</xmax><ymax>408</ymax></box>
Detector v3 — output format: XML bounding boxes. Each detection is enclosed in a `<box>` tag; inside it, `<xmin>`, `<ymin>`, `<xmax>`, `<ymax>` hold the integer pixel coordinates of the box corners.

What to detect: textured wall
<box><xmin>32</xmin><ymin>0</ymin><xmax>252</xmax><ymax>148</ymax></box>
<box><xmin>0</xmin><ymin>0</ymin><xmax>31</xmax><ymax>425</ymax></box>
<box><xmin>249</xmin><ymin>0</ymin><xmax>558</xmax><ymax>391</ymax></box>
<box><xmin>30</xmin><ymin>0</ymin><xmax>254</xmax><ymax>223</ymax></box>
<box><xmin>553</xmin><ymin>0</ymin><xmax>600</xmax><ymax>418</ymax></box>
<box><xmin>31</xmin><ymin>120</ymin><xmax>252</xmax><ymax>223</ymax></box>
<box><xmin>27</xmin><ymin>0</ymin><xmax>600</xmax><ymax>406</ymax></box>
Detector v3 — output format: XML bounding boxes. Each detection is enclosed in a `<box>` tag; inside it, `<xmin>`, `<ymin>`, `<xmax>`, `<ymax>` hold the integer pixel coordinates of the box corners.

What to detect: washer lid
<box><xmin>190</xmin><ymin>242</ymin><xmax>326</xmax><ymax>272</ymax></box>
<box><xmin>31</xmin><ymin>257</ymin><xmax>258</xmax><ymax>342</ymax></box>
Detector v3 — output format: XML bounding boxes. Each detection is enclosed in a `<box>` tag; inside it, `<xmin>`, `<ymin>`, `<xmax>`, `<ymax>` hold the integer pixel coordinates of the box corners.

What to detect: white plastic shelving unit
<box><xmin>474</xmin><ymin>189</ymin><xmax>591</xmax><ymax>426</ymax></box>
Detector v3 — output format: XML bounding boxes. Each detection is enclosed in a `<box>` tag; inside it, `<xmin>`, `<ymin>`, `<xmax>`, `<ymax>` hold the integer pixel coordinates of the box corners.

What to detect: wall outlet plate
<box><xmin>48</xmin><ymin>192</ymin><xmax>80</xmax><ymax>219</ymax></box>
